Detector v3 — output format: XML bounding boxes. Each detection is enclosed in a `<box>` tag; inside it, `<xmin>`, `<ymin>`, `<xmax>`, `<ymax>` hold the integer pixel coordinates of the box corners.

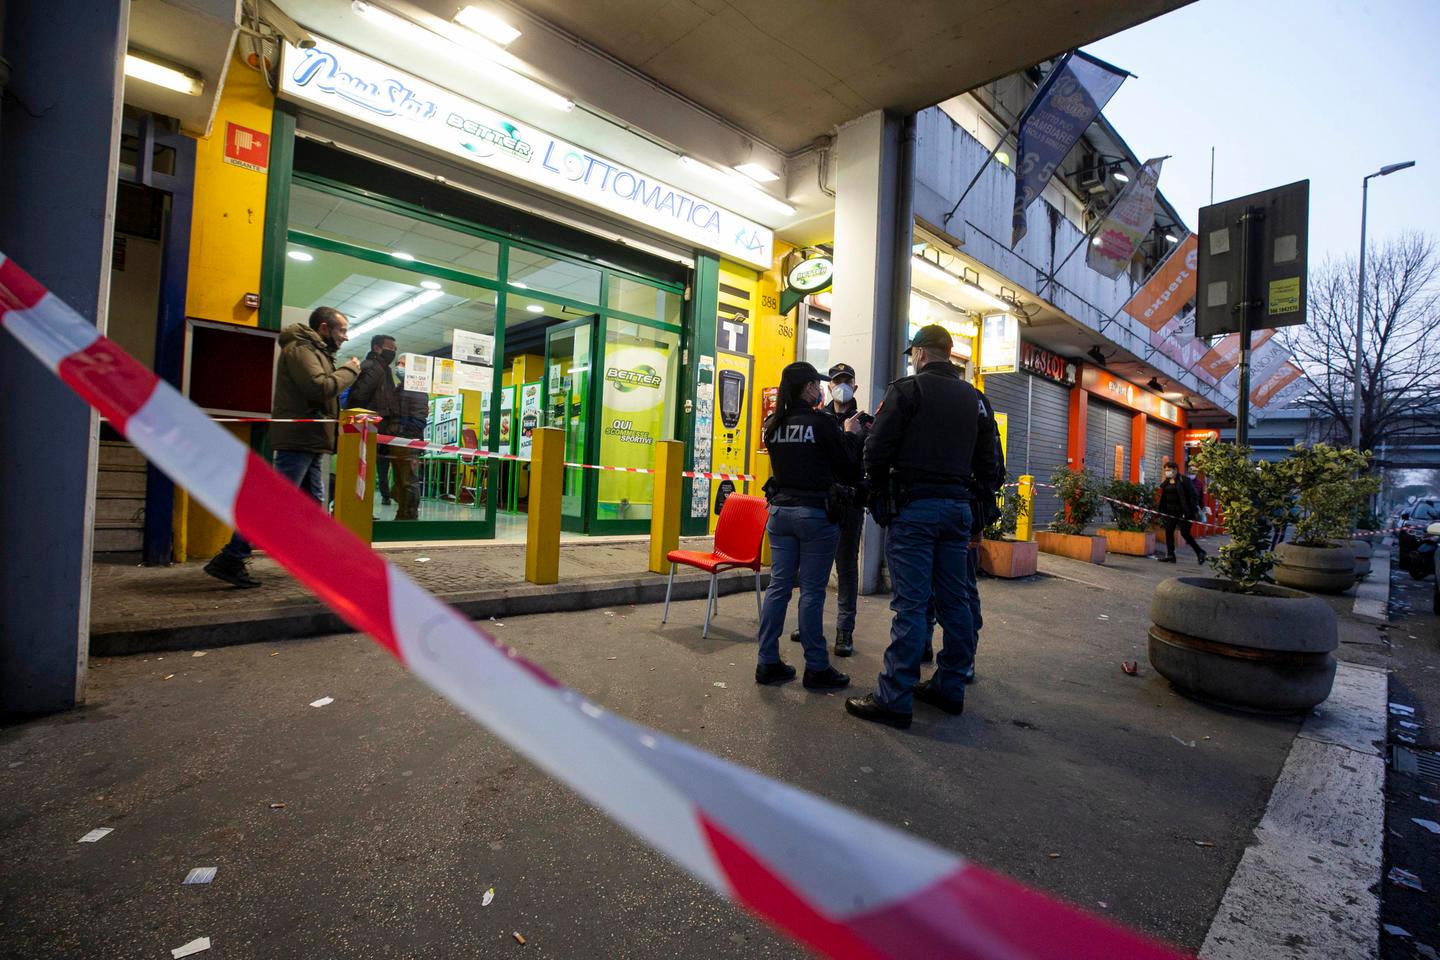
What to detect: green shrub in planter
<box><xmin>1105</xmin><ymin>479</ymin><xmax>1157</xmax><ymax>532</ymax></box>
<box><xmin>1048</xmin><ymin>467</ymin><xmax>1101</xmax><ymax>536</ymax></box>
<box><xmin>1189</xmin><ymin>439</ymin><xmax>1292</xmax><ymax>592</ymax></box>
<box><xmin>983</xmin><ymin>488</ymin><xmax>1030</xmax><ymax>542</ymax></box>
<box><xmin>1278</xmin><ymin>443</ymin><xmax>1380</xmax><ymax>547</ymax></box>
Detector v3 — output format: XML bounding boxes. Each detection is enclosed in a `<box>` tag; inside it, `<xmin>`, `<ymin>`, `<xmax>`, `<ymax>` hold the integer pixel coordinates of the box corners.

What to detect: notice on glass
<box><xmin>433</xmin><ymin>358</ymin><xmax>459</xmax><ymax>396</ymax></box>
<box><xmin>452</xmin><ymin>330</ymin><xmax>495</xmax><ymax>367</ymax></box>
<box><xmin>458</xmin><ymin>361</ymin><xmax>492</xmax><ymax>396</ymax></box>
<box><xmin>400</xmin><ymin>353</ymin><xmax>433</xmax><ymax>393</ymax></box>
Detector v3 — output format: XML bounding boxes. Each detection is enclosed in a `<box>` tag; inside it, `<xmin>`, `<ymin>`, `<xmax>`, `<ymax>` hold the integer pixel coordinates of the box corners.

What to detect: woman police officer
<box><xmin>754</xmin><ymin>362</ymin><xmax>864</xmax><ymax>689</ymax></box>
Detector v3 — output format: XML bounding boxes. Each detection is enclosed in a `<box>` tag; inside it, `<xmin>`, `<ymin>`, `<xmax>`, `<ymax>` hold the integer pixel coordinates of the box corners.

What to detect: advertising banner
<box><xmin>1197</xmin><ymin>328</ymin><xmax>1275</xmax><ymax>380</ymax></box>
<box><xmin>1087</xmin><ymin>158</ymin><xmax>1164</xmax><ymax>279</ymax></box>
<box><xmin>1012</xmin><ymin>51</ymin><xmax>1127</xmax><ymax>246</ymax></box>
<box><xmin>517</xmin><ymin>381</ymin><xmax>541</xmax><ymax>461</ymax></box>
<box><xmin>599</xmin><ymin>338</ymin><xmax>672</xmax><ymax>516</ymax></box>
<box><xmin>1252</xmin><ymin>361</ymin><xmax>1304</xmax><ymax>408</ymax></box>
<box><xmin>280</xmin><ymin>39</ymin><xmax>773</xmax><ymax>269</ymax></box>
<box><xmin>1149</xmin><ymin>308</ymin><xmax>1209</xmax><ymax>377</ymax></box>
<box><xmin>1122</xmin><ymin>233</ymin><xmax>1198</xmax><ymax>331</ymax></box>
<box><xmin>978</xmin><ymin>314</ymin><xmax>1020</xmax><ymax>374</ymax></box>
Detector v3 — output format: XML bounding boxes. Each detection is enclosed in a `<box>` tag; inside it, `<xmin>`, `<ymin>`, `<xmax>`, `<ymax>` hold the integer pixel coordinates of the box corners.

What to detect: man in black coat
<box><xmin>1156</xmin><ymin>462</ymin><xmax>1206</xmax><ymax>564</ymax></box>
<box><xmin>347</xmin><ymin>335</ymin><xmax>400</xmax><ymax>505</ymax></box>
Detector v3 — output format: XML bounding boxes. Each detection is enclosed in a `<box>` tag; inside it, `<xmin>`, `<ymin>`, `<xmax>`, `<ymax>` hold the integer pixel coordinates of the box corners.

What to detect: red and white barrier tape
<box><xmin>106</xmin><ymin>416</ymin><xmax>342</xmax><ymax>423</ymax></box>
<box><xmin>2</xmin><ymin>254</ymin><xmax>1184</xmax><ymax>960</ymax></box>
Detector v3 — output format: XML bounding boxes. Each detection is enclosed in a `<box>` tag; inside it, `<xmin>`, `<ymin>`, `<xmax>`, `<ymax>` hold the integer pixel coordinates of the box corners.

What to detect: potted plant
<box><xmin>1036</xmin><ymin>467</ymin><xmax>1106</xmax><ymax>564</ymax></box>
<box><xmin>1272</xmin><ymin>444</ymin><xmax>1378</xmax><ymax>593</ymax></box>
<box><xmin>1148</xmin><ymin>439</ymin><xmax>1339</xmax><ymax>713</ymax></box>
<box><xmin>1099</xmin><ymin>479</ymin><xmax>1157</xmax><ymax>556</ymax></box>
<box><xmin>979</xmin><ymin>489</ymin><xmax>1038</xmax><ymax>578</ymax></box>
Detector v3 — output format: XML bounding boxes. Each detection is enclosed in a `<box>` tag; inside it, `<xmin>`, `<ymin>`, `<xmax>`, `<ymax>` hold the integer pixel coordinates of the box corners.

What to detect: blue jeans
<box><xmin>877</xmin><ymin>498</ymin><xmax>976</xmax><ymax>712</ymax></box>
<box><xmin>757</xmin><ymin>505</ymin><xmax>839</xmax><ymax>672</ymax></box>
<box><xmin>218</xmin><ymin>450</ymin><xmax>325</xmax><ymax>563</ymax></box>
<box><xmin>924</xmin><ymin>540</ymin><xmax>981</xmax><ymax>678</ymax></box>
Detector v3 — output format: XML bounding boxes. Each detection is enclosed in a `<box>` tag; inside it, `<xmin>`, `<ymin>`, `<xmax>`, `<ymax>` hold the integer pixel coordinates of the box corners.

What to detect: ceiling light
<box><xmin>679</xmin><ymin>156</ymin><xmax>796</xmax><ymax>217</ymax></box>
<box><xmin>910</xmin><ymin>256</ymin><xmax>960</xmax><ymax>284</ymax></box>
<box><xmin>1113</xmin><ymin>170</ymin><xmax>1130</xmax><ymax>183</ymax></box>
<box><xmin>996</xmin><ymin>151</ymin><xmax>1011</xmax><ymax>167</ymax></box>
<box><xmin>420</xmin><ymin>280</ymin><xmax>442</xmax><ymax>290</ymax></box>
<box><xmin>351</xmin><ymin>1</ymin><xmax>572</xmax><ymax>111</ymax></box>
<box><xmin>1164</xmin><ymin>232</ymin><xmax>1179</xmax><ymax>243</ymax></box>
<box><xmin>391</xmin><ymin>251</ymin><xmax>415</xmax><ymax>261</ymax></box>
<box><xmin>124</xmin><ymin>52</ymin><xmax>203</xmax><ymax>96</ymax></box>
<box><xmin>526</xmin><ymin>304</ymin><xmax>544</xmax><ymax>313</ymax></box>
<box><xmin>287</xmin><ymin>250</ymin><xmax>314</xmax><ymax>262</ymax></box>
<box><xmin>962</xmin><ymin>281</ymin><xmax>1010</xmax><ymax>312</ymax></box>
<box><xmin>454</xmin><ymin>6</ymin><xmax>521</xmax><ymax>46</ymax></box>
<box><xmin>733</xmin><ymin>162</ymin><xmax>781</xmax><ymax>183</ymax></box>
<box><xmin>350</xmin><ymin>289</ymin><xmax>444</xmax><ymax>336</ymax></box>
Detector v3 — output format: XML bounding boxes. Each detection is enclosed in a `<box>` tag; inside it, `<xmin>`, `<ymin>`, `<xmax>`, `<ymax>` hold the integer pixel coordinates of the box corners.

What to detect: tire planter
<box><xmin>1100</xmin><ymin>529</ymin><xmax>1156</xmax><ymax>557</ymax></box>
<box><xmin>1272</xmin><ymin>542</ymin><xmax>1357</xmax><ymax>594</ymax></box>
<box><xmin>1149</xmin><ymin>576</ymin><xmax>1338</xmax><ymax>713</ymax></box>
<box><xmin>1345</xmin><ymin>539</ymin><xmax>1372</xmax><ymax>580</ymax></box>
<box><xmin>1035</xmin><ymin>531</ymin><xmax>1106</xmax><ymax>564</ymax></box>
<box><xmin>979</xmin><ymin>539</ymin><xmax>1039</xmax><ymax>578</ymax></box>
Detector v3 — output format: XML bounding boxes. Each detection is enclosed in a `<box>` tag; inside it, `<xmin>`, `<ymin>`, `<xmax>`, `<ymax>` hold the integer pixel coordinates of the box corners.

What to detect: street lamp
<box><xmin>1352</xmin><ymin>160</ymin><xmax>1416</xmax><ymax>448</ymax></box>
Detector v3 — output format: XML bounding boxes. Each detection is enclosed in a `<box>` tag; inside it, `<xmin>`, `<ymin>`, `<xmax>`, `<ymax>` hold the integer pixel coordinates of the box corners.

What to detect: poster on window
<box><xmin>399</xmin><ymin>353</ymin><xmax>433</xmax><ymax>393</ymax></box>
<box><xmin>599</xmin><ymin>338</ymin><xmax>671</xmax><ymax>518</ymax></box>
<box><xmin>457</xmin><ymin>361</ymin><xmax>492</xmax><ymax>396</ymax></box>
<box><xmin>452</xmin><ymin>329</ymin><xmax>495</xmax><ymax>366</ymax></box>
<box><xmin>978</xmin><ymin>314</ymin><xmax>1020</xmax><ymax>374</ymax></box>
<box><xmin>691</xmin><ymin>356</ymin><xmax>715</xmax><ymax>519</ymax></box>
<box><xmin>432</xmin><ymin>357</ymin><xmax>459</xmax><ymax>396</ymax></box>
<box><xmin>517</xmin><ymin>381</ymin><xmax>542</xmax><ymax>461</ymax></box>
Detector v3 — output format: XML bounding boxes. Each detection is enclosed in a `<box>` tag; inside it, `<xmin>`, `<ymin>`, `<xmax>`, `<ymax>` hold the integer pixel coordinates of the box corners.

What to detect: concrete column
<box><xmin>830</xmin><ymin>110</ymin><xmax>914</xmax><ymax>595</ymax></box>
<box><xmin>0</xmin><ymin>0</ymin><xmax>128</xmax><ymax>715</ymax></box>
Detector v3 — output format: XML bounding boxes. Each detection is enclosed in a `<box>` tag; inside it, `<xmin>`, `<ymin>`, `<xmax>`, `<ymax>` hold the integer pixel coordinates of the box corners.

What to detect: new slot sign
<box><xmin>280</xmin><ymin>39</ymin><xmax>774</xmax><ymax>269</ymax></box>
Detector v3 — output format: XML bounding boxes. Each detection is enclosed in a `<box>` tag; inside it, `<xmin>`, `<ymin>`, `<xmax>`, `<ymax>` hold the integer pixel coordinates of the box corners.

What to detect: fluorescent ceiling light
<box><xmin>910</xmin><ymin>256</ymin><xmax>960</xmax><ymax>284</ymax></box>
<box><xmin>351</xmin><ymin>1</ymin><xmax>572</xmax><ymax>111</ymax></box>
<box><xmin>124</xmin><ymin>52</ymin><xmax>203</xmax><ymax>96</ymax></box>
<box><xmin>454</xmin><ymin>6</ymin><xmax>521</xmax><ymax>46</ymax></box>
<box><xmin>1164</xmin><ymin>232</ymin><xmax>1179</xmax><ymax>243</ymax></box>
<box><xmin>391</xmin><ymin>251</ymin><xmax>415</xmax><ymax>261</ymax></box>
<box><xmin>287</xmin><ymin>250</ymin><xmax>314</xmax><ymax>262</ymax></box>
<box><xmin>1113</xmin><ymin>170</ymin><xmax>1129</xmax><ymax>183</ymax></box>
<box><xmin>679</xmin><ymin>156</ymin><xmax>796</xmax><ymax>217</ymax></box>
<box><xmin>350</xmin><ymin>288</ymin><xmax>444</xmax><ymax>336</ymax></box>
<box><xmin>420</xmin><ymin>280</ymin><xmax>442</xmax><ymax>289</ymax></box>
<box><xmin>526</xmin><ymin>304</ymin><xmax>544</xmax><ymax>313</ymax></box>
<box><xmin>733</xmin><ymin>162</ymin><xmax>780</xmax><ymax>184</ymax></box>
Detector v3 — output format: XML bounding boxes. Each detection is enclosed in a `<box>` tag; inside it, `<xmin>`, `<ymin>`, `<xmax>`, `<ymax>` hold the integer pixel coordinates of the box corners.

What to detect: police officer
<box><xmin>755</xmin><ymin>362</ymin><xmax>863</xmax><ymax>690</ymax></box>
<box><xmin>789</xmin><ymin>361</ymin><xmax>868</xmax><ymax>656</ymax></box>
<box><xmin>846</xmin><ymin>325</ymin><xmax>997</xmax><ymax>729</ymax></box>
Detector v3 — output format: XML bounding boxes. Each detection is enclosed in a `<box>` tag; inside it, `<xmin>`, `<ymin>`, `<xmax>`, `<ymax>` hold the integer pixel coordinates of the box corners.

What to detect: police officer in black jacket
<box><xmin>846</xmin><ymin>325</ymin><xmax>997</xmax><ymax>729</ymax></box>
<box><xmin>755</xmin><ymin>362</ymin><xmax>863</xmax><ymax>690</ymax></box>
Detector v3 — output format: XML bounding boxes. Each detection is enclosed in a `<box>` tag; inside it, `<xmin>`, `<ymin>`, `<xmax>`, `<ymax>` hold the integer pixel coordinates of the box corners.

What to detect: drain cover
<box><xmin>1392</xmin><ymin>746</ymin><xmax>1440</xmax><ymax>782</ymax></box>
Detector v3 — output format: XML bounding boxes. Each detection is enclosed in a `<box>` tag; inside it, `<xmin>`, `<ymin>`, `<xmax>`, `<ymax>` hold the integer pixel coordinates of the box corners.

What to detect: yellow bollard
<box><xmin>1016</xmin><ymin>474</ymin><xmax>1035</xmax><ymax>542</ymax></box>
<box><xmin>334</xmin><ymin>408</ymin><xmax>378</xmax><ymax>544</ymax></box>
<box><xmin>525</xmin><ymin>426</ymin><xmax>564</xmax><ymax>584</ymax></box>
<box><xmin>648</xmin><ymin>440</ymin><xmax>683</xmax><ymax>575</ymax></box>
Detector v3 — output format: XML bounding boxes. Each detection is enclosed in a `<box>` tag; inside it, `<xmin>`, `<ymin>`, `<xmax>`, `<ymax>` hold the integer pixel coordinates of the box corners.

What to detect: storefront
<box><xmin>980</xmin><ymin>340</ymin><xmax>1074</xmax><ymax>526</ymax></box>
<box><xmin>249</xmin><ymin>36</ymin><xmax>778</xmax><ymax>542</ymax></box>
<box><xmin>1073</xmin><ymin>365</ymin><xmax>1184</xmax><ymax>486</ymax></box>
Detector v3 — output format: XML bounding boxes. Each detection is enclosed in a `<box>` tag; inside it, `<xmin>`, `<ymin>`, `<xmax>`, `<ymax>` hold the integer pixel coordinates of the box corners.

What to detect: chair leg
<box><xmin>703</xmin><ymin>574</ymin><xmax>716</xmax><ymax>638</ymax></box>
<box><xmin>662</xmin><ymin>562</ymin><xmax>675</xmax><ymax>624</ymax></box>
<box><xmin>754</xmin><ymin>568</ymin><xmax>762</xmax><ymax>621</ymax></box>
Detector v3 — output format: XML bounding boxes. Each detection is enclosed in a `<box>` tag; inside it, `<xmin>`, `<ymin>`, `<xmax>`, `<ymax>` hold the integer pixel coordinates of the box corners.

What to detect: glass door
<box><xmin>543</xmin><ymin>316</ymin><xmax>597</xmax><ymax>533</ymax></box>
<box><xmin>587</xmin><ymin>316</ymin><xmax>682</xmax><ymax>535</ymax></box>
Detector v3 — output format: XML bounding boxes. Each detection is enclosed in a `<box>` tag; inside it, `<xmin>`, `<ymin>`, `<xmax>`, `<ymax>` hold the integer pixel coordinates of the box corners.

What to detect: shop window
<box><xmin>506</xmin><ymin>246</ymin><xmax>601</xmax><ymax>304</ymax></box>
<box><xmin>607</xmin><ymin>274</ymin><xmax>681</xmax><ymax>324</ymax></box>
<box><xmin>288</xmin><ymin>183</ymin><xmax>500</xmax><ymax>280</ymax></box>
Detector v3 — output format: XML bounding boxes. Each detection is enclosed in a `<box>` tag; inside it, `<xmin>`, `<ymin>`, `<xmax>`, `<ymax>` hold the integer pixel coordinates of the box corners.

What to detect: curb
<box><xmin>90</xmin><ymin>569</ymin><xmax>770</xmax><ymax>656</ymax></box>
<box><xmin>1199</xmin><ymin>661</ymin><xmax>1388</xmax><ymax>960</ymax></box>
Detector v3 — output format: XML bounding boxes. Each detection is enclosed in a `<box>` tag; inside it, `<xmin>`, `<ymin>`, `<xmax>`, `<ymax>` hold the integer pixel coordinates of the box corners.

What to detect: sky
<box><xmin>1086</xmin><ymin>0</ymin><xmax>1440</xmax><ymax>266</ymax></box>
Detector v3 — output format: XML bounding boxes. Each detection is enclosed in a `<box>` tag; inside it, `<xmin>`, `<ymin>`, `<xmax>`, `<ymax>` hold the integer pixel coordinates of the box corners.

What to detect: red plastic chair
<box><xmin>662</xmin><ymin>493</ymin><xmax>768</xmax><ymax>638</ymax></box>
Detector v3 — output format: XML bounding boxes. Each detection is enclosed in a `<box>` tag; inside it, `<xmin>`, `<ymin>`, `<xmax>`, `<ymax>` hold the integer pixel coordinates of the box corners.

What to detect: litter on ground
<box><xmin>191</xmin><ymin>651</ymin><xmax>207</xmax><ymax>658</ymax></box>
<box><xmin>1412</xmin><ymin>818</ymin><xmax>1440</xmax><ymax>835</ymax></box>
<box><xmin>1388</xmin><ymin>866</ymin><xmax>1425</xmax><ymax>892</ymax></box>
<box><xmin>171</xmin><ymin>937</ymin><xmax>211</xmax><ymax>958</ymax></box>
<box><xmin>483</xmin><ymin>888</ymin><xmax>495</xmax><ymax>907</ymax></box>
<box><xmin>183</xmin><ymin>867</ymin><xmax>217</xmax><ymax>885</ymax></box>
<box><xmin>310</xmin><ymin>697</ymin><xmax>334</xmax><ymax>708</ymax></box>
<box><xmin>77</xmin><ymin>828</ymin><xmax>112</xmax><ymax>843</ymax></box>
<box><xmin>1171</xmin><ymin>735</ymin><xmax>1196</xmax><ymax>748</ymax></box>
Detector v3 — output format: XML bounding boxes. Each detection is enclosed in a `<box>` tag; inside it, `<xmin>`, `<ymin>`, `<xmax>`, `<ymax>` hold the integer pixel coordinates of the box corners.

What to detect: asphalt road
<box><xmin>1</xmin><ymin>552</ymin><xmax>1301</xmax><ymax>959</ymax></box>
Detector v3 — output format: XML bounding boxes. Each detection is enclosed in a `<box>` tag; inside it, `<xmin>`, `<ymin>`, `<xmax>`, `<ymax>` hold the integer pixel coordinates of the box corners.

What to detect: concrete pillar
<box><xmin>0</xmin><ymin>0</ymin><xmax>128</xmax><ymax>715</ymax></box>
<box><xmin>830</xmin><ymin>110</ymin><xmax>914</xmax><ymax>594</ymax></box>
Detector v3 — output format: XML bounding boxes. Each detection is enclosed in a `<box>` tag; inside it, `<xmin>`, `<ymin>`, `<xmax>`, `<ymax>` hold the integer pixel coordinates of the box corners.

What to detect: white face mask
<box><xmin>831</xmin><ymin>382</ymin><xmax>855</xmax><ymax>404</ymax></box>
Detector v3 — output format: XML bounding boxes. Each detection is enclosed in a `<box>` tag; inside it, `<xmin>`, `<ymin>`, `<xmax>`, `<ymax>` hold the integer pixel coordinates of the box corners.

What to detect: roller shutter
<box><xmin>1145</xmin><ymin>419</ymin><xmax>1177</xmax><ymax>485</ymax></box>
<box><xmin>1087</xmin><ymin>396</ymin><xmax>1133</xmax><ymax>482</ymax></box>
<box><xmin>981</xmin><ymin>371</ymin><xmax>1068</xmax><ymax>528</ymax></box>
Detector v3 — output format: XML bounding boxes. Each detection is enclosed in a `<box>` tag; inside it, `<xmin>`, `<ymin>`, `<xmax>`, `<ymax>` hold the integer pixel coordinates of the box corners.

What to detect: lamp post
<box><xmin>1352</xmin><ymin>160</ymin><xmax>1416</xmax><ymax>448</ymax></box>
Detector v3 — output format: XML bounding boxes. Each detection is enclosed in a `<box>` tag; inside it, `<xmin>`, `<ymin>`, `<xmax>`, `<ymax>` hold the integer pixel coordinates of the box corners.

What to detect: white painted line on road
<box><xmin>1353</xmin><ymin>546</ymin><xmax>1390</xmax><ymax>623</ymax></box>
<box><xmin>1199</xmin><ymin>662</ymin><xmax>1387</xmax><ymax>960</ymax></box>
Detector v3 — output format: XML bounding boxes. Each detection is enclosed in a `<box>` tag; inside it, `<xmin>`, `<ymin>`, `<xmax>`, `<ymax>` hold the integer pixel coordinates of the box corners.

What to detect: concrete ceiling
<box><xmin>498</xmin><ymin>0</ymin><xmax>1194</xmax><ymax>152</ymax></box>
<box><xmin>125</xmin><ymin>0</ymin><xmax>241</xmax><ymax>136</ymax></box>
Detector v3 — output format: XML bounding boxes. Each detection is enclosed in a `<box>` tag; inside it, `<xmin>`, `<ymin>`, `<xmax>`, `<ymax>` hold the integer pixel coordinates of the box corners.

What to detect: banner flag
<box><xmin>1197</xmin><ymin>328</ymin><xmax>1275</xmax><ymax>380</ymax></box>
<box><xmin>1149</xmin><ymin>307</ymin><xmax>1209</xmax><ymax>376</ymax></box>
<box><xmin>1122</xmin><ymin>233</ymin><xmax>1197</xmax><ymax>331</ymax></box>
<box><xmin>1011</xmin><ymin>51</ymin><xmax>1128</xmax><ymax>246</ymax></box>
<box><xmin>1253</xmin><ymin>361</ymin><xmax>1304</xmax><ymax>407</ymax></box>
<box><xmin>1088</xmin><ymin>158</ymin><xmax>1164</xmax><ymax>278</ymax></box>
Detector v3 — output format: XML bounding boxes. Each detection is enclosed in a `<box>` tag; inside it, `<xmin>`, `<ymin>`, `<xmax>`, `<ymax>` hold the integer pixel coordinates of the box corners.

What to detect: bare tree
<box><xmin>1282</xmin><ymin>233</ymin><xmax>1440</xmax><ymax>452</ymax></box>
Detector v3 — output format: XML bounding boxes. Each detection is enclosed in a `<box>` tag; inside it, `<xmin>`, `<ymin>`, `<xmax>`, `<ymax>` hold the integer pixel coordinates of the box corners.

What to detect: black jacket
<box><xmin>765</xmin><ymin>407</ymin><xmax>862</xmax><ymax>508</ymax></box>
<box><xmin>347</xmin><ymin>352</ymin><xmax>399</xmax><ymax>432</ymax></box>
<box><xmin>394</xmin><ymin>373</ymin><xmax>430</xmax><ymax>441</ymax></box>
<box><xmin>1158</xmin><ymin>474</ymin><xmax>1199</xmax><ymax>520</ymax></box>
<box><xmin>865</xmin><ymin>361</ymin><xmax>997</xmax><ymax>502</ymax></box>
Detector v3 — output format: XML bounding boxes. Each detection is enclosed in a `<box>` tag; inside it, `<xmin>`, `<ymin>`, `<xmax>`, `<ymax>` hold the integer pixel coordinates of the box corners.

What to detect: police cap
<box><xmin>827</xmin><ymin>362</ymin><xmax>856</xmax><ymax>382</ymax></box>
<box><xmin>907</xmin><ymin>323</ymin><xmax>953</xmax><ymax>353</ymax></box>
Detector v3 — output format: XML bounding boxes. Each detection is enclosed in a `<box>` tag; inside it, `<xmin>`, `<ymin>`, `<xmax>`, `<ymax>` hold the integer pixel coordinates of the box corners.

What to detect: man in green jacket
<box><xmin>204</xmin><ymin>306</ymin><xmax>360</xmax><ymax>588</ymax></box>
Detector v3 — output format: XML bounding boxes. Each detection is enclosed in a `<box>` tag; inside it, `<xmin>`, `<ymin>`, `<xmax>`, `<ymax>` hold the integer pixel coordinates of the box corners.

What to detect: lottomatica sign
<box><xmin>280</xmin><ymin>39</ymin><xmax>774</xmax><ymax>269</ymax></box>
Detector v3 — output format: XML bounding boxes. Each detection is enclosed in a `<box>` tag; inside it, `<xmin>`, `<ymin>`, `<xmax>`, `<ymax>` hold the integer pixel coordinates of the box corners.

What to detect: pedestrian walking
<box><xmin>390</xmin><ymin>356</ymin><xmax>428</xmax><ymax>521</ymax></box>
<box><xmin>346</xmin><ymin>334</ymin><xmax>400</xmax><ymax>510</ymax></box>
<box><xmin>204</xmin><ymin>306</ymin><xmax>360</xmax><ymax>588</ymax></box>
<box><xmin>846</xmin><ymin>324</ymin><xmax>997</xmax><ymax>729</ymax></box>
<box><xmin>1156</xmin><ymin>462</ymin><xmax>1207</xmax><ymax>564</ymax></box>
<box><xmin>755</xmin><ymin>361</ymin><xmax>863</xmax><ymax>690</ymax></box>
<box><xmin>789</xmin><ymin>361</ymin><xmax>870</xmax><ymax>657</ymax></box>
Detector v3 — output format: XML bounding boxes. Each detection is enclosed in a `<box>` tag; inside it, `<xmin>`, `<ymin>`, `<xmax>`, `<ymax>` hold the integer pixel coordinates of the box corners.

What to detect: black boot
<box><xmin>845</xmin><ymin>694</ymin><xmax>912</xmax><ymax>729</ymax></box>
<box><xmin>1158</xmin><ymin>555</ymin><xmax>1177</xmax><ymax>564</ymax></box>
<box><xmin>1195</xmin><ymin>547</ymin><xmax>1208</xmax><ymax>565</ymax></box>
<box><xmin>833</xmin><ymin>629</ymin><xmax>854</xmax><ymax>657</ymax></box>
<box><xmin>914</xmin><ymin>678</ymin><xmax>964</xmax><ymax>715</ymax></box>
<box><xmin>204</xmin><ymin>555</ymin><xmax>260</xmax><ymax>588</ymax></box>
<box><xmin>803</xmin><ymin>666</ymin><xmax>850</xmax><ymax>690</ymax></box>
<box><xmin>755</xmin><ymin>661</ymin><xmax>797</xmax><ymax>685</ymax></box>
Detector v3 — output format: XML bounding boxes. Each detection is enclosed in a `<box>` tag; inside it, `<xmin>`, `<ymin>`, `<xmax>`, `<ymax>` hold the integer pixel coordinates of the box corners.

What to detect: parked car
<box><xmin>1397</xmin><ymin>498</ymin><xmax>1440</xmax><ymax>574</ymax></box>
